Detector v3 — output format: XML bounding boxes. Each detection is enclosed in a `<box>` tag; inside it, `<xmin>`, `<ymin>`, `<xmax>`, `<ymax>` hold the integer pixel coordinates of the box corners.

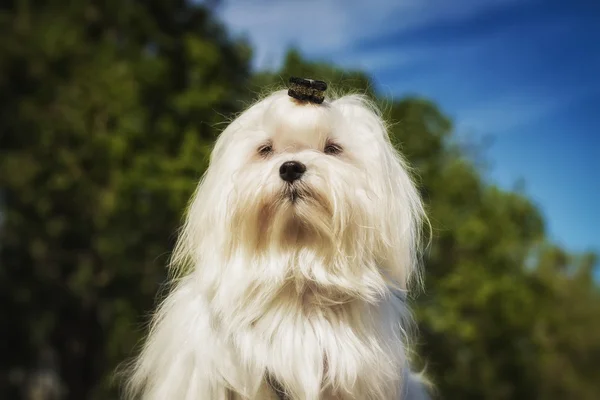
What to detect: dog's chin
<box><xmin>276</xmin><ymin>185</ymin><xmax>325</xmax><ymax>236</ymax></box>
<box><xmin>233</xmin><ymin>182</ymin><xmax>335</xmax><ymax>253</ymax></box>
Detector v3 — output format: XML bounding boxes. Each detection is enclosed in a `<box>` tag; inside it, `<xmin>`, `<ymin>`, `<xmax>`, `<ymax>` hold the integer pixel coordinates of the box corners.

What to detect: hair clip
<box><xmin>288</xmin><ymin>77</ymin><xmax>328</xmax><ymax>104</ymax></box>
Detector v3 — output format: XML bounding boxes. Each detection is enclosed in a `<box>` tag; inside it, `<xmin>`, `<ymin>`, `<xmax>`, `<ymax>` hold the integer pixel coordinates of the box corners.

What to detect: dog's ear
<box><xmin>333</xmin><ymin>95</ymin><xmax>427</xmax><ymax>289</ymax></box>
<box><xmin>377</xmin><ymin>132</ymin><xmax>427</xmax><ymax>289</ymax></box>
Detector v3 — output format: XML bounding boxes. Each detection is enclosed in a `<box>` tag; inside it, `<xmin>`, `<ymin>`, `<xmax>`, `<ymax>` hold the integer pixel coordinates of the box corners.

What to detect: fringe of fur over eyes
<box><xmin>122</xmin><ymin>88</ymin><xmax>432</xmax><ymax>400</ymax></box>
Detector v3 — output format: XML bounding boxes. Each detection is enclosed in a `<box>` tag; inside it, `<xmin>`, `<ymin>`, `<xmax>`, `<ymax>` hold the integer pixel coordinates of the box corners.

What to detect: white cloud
<box><xmin>455</xmin><ymin>94</ymin><xmax>564</xmax><ymax>134</ymax></box>
<box><xmin>217</xmin><ymin>0</ymin><xmax>524</xmax><ymax>70</ymax></box>
<box><xmin>455</xmin><ymin>85</ymin><xmax>596</xmax><ymax>135</ymax></box>
<box><xmin>215</xmin><ymin>0</ymin><xmax>575</xmax><ymax>136</ymax></box>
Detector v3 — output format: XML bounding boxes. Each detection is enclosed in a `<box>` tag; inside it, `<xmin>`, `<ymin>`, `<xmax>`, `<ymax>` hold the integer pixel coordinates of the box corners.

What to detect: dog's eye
<box><xmin>324</xmin><ymin>142</ymin><xmax>342</xmax><ymax>155</ymax></box>
<box><xmin>257</xmin><ymin>144</ymin><xmax>273</xmax><ymax>157</ymax></box>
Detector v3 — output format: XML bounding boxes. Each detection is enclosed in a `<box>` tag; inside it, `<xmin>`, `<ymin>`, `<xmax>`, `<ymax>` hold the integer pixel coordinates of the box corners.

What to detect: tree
<box><xmin>0</xmin><ymin>1</ymin><xmax>250</xmax><ymax>398</ymax></box>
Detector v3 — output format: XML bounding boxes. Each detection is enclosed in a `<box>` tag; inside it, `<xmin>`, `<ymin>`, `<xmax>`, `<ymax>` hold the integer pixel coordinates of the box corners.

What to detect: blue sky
<box><xmin>216</xmin><ymin>0</ymin><xmax>600</xmax><ymax>255</ymax></box>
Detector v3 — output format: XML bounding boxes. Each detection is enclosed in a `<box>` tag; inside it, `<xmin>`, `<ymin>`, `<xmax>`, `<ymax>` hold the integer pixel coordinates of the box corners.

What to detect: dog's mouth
<box><xmin>283</xmin><ymin>183</ymin><xmax>303</xmax><ymax>203</ymax></box>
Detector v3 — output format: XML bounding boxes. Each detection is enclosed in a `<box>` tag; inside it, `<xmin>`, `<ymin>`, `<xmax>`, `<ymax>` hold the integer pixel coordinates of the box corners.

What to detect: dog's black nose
<box><xmin>279</xmin><ymin>161</ymin><xmax>306</xmax><ymax>182</ymax></box>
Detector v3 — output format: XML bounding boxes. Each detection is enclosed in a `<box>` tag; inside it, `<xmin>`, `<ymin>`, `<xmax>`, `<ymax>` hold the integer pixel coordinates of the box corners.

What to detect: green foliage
<box><xmin>0</xmin><ymin>2</ymin><xmax>598</xmax><ymax>399</ymax></box>
<box><xmin>0</xmin><ymin>1</ymin><xmax>250</xmax><ymax>399</ymax></box>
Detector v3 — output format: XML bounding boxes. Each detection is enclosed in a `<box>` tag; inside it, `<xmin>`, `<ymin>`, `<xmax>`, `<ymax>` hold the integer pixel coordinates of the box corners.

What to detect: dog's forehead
<box><xmin>263</xmin><ymin>97</ymin><xmax>340</xmax><ymax>147</ymax></box>
<box><xmin>271</xmin><ymin>122</ymin><xmax>328</xmax><ymax>148</ymax></box>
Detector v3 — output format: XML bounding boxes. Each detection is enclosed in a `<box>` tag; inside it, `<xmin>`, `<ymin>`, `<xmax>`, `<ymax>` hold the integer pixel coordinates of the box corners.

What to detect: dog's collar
<box><xmin>267</xmin><ymin>374</ymin><xmax>288</xmax><ymax>400</ymax></box>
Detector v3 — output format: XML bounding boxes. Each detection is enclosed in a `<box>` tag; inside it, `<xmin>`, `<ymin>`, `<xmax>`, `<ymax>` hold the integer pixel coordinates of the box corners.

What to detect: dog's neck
<box><xmin>213</xmin><ymin>241</ymin><xmax>392</xmax><ymax>296</ymax></box>
<box><xmin>199</xmin><ymin>249</ymin><xmax>407</xmax><ymax>400</ymax></box>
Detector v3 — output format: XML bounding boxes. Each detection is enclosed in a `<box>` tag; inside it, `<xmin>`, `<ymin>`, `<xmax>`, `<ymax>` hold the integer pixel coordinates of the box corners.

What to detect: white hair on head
<box><xmin>124</xmin><ymin>89</ymin><xmax>430</xmax><ymax>400</ymax></box>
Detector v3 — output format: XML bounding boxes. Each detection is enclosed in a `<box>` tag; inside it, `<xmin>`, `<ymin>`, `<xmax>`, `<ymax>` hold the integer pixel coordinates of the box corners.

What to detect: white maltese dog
<box><xmin>125</xmin><ymin>78</ymin><xmax>430</xmax><ymax>400</ymax></box>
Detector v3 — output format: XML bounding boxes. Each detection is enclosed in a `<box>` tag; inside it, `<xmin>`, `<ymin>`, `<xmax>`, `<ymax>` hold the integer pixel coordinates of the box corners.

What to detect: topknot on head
<box><xmin>287</xmin><ymin>77</ymin><xmax>328</xmax><ymax>104</ymax></box>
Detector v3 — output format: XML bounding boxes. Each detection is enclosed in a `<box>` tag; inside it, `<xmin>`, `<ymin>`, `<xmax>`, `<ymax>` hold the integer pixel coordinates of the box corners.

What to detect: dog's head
<box><xmin>177</xmin><ymin>90</ymin><xmax>425</xmax><ymax>295</ymax></box>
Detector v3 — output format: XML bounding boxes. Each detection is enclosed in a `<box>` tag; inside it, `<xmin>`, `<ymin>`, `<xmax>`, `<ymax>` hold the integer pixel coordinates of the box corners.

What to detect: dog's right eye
<box><xmin>257</xmin><ymin>144</ymin><xmax>273</xmax><ymax>157</ymax></box>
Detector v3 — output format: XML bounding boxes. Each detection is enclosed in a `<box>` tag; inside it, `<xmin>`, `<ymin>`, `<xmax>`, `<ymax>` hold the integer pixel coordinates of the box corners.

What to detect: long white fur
<box><xmin>125</xmin><ymin>90</ymin><xmax>429</xmax><ymax>399</ymax></box>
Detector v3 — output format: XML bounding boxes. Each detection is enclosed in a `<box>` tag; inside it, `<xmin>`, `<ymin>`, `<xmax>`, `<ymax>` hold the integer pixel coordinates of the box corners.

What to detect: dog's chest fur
<box><xmin>216</xmin><ymin>285</ymin><xmax>405</xmax><ymax>400</ymax></box>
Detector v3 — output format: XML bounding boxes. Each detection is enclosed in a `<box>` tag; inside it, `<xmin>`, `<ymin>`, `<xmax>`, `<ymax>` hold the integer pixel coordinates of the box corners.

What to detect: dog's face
<box><xmin>181</xmin><ymin>91</ymin><xmax>424</xmax><ymax>291</ymax></box>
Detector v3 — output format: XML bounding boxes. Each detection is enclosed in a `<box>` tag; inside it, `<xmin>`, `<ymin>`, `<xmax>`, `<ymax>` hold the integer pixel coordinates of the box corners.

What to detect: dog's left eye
<box><xmin>257</xmin><ymin>144</ymin><xmax>273</xmax><ymax>157</ymax></box>
<box><xmin>324</xmin><ymin>142</ymin><xmax>342</xmax><ymax>155</ymax></box>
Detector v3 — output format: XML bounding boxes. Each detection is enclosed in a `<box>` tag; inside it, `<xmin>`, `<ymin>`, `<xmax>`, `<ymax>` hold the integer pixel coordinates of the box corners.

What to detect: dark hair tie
<box><xmin>288</xmin><ymin>77</ymin><xmax>328</xmax><ymax>104</ymax></box>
